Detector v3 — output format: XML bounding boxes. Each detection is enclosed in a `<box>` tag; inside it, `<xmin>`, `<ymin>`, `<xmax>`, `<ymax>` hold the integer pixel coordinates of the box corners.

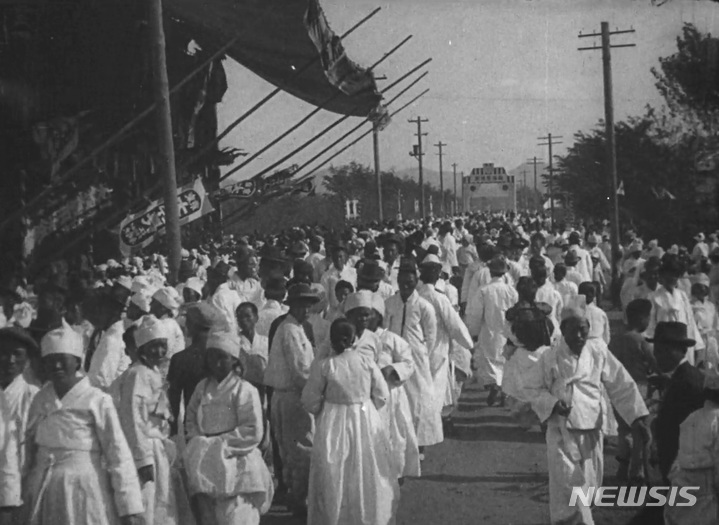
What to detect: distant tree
<box><xmin>652</xmin><ymin>24</ymin><xmax>719</xmax><ymax>129</ymax></box>
<box><xmin>552</xmin><ymin>23</ymin><xmax>719</xmax><ymax>244</ymax></box>
<box><xmin>323</xmin><ymin>161</ymin><xmax>452</xmax><ymax>223</ymax></box>
<box><xmin>550</xmin><ymin>110</ymin><xmax>715</xmax><ymax>244</ymax></box>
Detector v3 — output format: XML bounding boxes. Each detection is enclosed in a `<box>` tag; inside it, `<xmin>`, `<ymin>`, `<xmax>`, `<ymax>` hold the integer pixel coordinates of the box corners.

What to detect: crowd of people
<box><xmin>1</xmin><ymin>210</ymin><xmax>719</xmax><ymax>525</ymax></box>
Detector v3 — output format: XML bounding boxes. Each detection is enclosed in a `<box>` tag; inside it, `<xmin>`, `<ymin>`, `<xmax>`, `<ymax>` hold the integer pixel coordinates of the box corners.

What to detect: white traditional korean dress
<box><xmin>376</xmin><ymin>327</ymin><xmax>421</xmax><ymax>478</ymax></box>
<box><xmin>23</xmin><ymin>376</ymin><xmax>144</xmax><ymax>525</ymax></box>
<box><xmin>3</xmin><ymin>373</ymin><xmax>38</xmax><ymax>471</ymax></box>
<box><xmin>385</xmin><ymin>291</ymin><xmax>439</xmax><ymax>446</ymax></box>
<box><xmin>183</xmin><ymin>372</ymin><xmax>273</xmax><ymax>525</ymax></box>
<box><xmin>117</xmin><ymin>362</ymin><xmax>193</xmax><ymax>525</ymax></box>
<box><xmin>417</xmin><ymin>283</ymin><xmax>473</xmax><ymax>421</ymax></box>
<box><xmin>302</xmin><ymin>350</ymin><xmax>397</xmax><ymax>525</ymax></box>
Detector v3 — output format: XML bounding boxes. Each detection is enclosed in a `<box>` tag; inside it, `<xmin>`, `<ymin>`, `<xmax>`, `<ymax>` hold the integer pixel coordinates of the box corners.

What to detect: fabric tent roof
<box><xmin>166</xmin><ymin>0</ymin><xmax>382</xmax><ymax>117</ymax></box>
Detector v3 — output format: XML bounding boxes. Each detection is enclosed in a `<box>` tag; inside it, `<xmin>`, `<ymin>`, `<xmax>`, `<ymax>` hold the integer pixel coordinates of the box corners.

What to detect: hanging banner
<box><xmin>213</xmin><ymin>179</ymin><xmax>257</xmax><ymax>202</ymax></box>
<box><xmin>119</xmin><ymin>178</ymin><xmax>214</xmax><ymax>255</ymax></box>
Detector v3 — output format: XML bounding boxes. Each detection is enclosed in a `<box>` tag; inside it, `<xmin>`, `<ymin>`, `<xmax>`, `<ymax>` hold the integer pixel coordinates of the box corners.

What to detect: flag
<box><xmin>119</xmin><ymin>178</ymin><xmax>214</xmax><ymax>256</ymax></box>
<box><xmin>617</xmin><ymin>181</ymin><xmax>625</xmax><ymax>196</ymax></box>
<box><xmin>661</xmin><ymin>187</ymin><xmax>676</xmax><ymax>200</ymax></box>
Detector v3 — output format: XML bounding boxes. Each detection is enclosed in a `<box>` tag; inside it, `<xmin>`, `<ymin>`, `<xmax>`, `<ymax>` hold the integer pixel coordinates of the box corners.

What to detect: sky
<box><xmin>217</xmin><ymin>0</ymin><xmax>719</xmax><ymax>185</ymax></box>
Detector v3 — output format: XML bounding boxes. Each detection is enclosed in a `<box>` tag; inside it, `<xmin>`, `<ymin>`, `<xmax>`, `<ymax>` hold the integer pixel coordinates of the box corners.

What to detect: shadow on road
<box><xmin>453</xmin><ymin>423</ymin><xmax>546</xmax><ymax>443</ymax></box>
<box><xmin>417</xmin><ymin>472</ymin><xmax>547</xmax><ymax>485</ymax></box>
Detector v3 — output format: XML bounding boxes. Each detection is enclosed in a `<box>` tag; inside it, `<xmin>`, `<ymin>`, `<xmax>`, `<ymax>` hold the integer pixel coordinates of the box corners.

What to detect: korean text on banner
<box><xmin>118</xmin><ymin>178</ymin><xmax>214</xmax><ymax>255</ymax></box>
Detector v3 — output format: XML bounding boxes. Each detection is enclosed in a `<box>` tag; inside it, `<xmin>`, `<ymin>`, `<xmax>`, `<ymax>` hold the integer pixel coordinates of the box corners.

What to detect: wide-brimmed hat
<box><xmin>564</xmin><ymin>251</ymin><xmax>580</xmax><ymax>266</ymax></box>
<box><xmin>288</xmin><ymin>241</ymin><xmax>309</xmax><ymax>257</ymax></box>
<box><xmin>284</xmin><ymin>283</ymin><xmax>320</xmax><ymax>305</ymax></box>
<box><xmin>358</xmin><ymin>259</ymin><xmax>385</xmax><ymax>281</ymax></box>
<box><xmin>646</xmin><ymin>321</ymin><xmax>695</xmax><ymax>346</ymax></box>
<box><xmin>0</xmin><ymin>326</ymin><xmax>39</xmax><ymax>352</ymax></box>
<box><xmin>259</xmin><ymin>245</ymin><xmax>287</xmax><ymax>265</ymax></box>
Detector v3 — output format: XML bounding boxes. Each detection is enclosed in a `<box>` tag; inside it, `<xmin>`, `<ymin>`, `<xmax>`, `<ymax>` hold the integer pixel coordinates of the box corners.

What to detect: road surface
<box><xmin>262</xmin><ymin>312</ymin><xmax>644</xmax><ymax>525</ymax></box>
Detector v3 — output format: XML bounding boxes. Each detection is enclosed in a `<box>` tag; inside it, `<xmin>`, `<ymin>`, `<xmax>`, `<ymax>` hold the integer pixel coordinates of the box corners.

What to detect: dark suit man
<box><xmin>628</xmin><ymin>322</ymin><xmax>705</xmax><ymax>525</ymax></box>
<box><xmin>650</xmin><ymin>321</ymin><xmax>706</xmax><ymax>482</ymax></box>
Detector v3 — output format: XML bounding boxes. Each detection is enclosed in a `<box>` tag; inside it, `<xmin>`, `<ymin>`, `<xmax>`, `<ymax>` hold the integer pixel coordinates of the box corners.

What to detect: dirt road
<box><xmin>262</xmin><ymin>312</ymin><xmax>644</xmax><ymax>525</ymax></box>
<box><xmin>262</xmin><ymin>380</ymin><xmax>642</xmax><ymax>525</ymax></box>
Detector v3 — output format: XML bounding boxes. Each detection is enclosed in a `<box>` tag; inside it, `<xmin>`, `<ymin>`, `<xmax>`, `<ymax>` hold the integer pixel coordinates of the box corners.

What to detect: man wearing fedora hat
<box><xmin>264</xmin><ymin>283</ymin><xmax>321</xmax><ymax>517</ymax></box>
<box><xmin>651</xmin><ymin>321</ymin><xmax>707</xmax><ymax>485</ymax></box>
<box><xmin>357</xmin><ymin>259</ymin><xmax>394</xmax><ymax>301</ymax></box>
<box><xmin>466</xmin><ymin>255</ymin><xmax>518</xmax><ymax>407</ymax></box>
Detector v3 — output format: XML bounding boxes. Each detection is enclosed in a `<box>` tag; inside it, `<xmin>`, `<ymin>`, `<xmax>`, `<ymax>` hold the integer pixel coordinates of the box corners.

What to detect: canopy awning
<box><xmin>166</xmin><ymin>0</ymin><xmax>383</xmax><ymax>117</ymax></box>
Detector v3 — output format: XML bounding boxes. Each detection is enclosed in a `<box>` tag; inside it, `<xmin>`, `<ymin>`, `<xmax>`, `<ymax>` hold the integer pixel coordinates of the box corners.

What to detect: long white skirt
<box><xmin>24</xmin><ymin>449</ymin><xmax>122</xmax><ymax>525</ymax></box>
<box><xmin>308</xmin><ymin>400</ymin><xmax>399</xmax><ymax>525</ymax></box>
<box><xmin>379</xmin><ymin>386</ymin><xmax>421</xmax><ymax>479</ymax></box>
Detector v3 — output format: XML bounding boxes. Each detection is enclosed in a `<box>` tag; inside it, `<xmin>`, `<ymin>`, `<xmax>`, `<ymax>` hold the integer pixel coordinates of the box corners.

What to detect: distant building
<box><xmin>462</xmin><ymin>163</ymin><xmax>516</xmax><ymax>212</ymax></box>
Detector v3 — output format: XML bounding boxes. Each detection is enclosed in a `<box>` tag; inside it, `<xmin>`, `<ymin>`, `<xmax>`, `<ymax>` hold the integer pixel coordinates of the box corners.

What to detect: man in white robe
<box><xmin>466</xmin><ymin>256</ymin><xmax>518</xmax><ymax>406</ymax></box>
<box><xmin>320</xmin><ymin>243</ymin><xmax>357</xmax><ymax>312</ymax></box>
<box><xmin>87</xmin><ymin>296</ymin><xmax>130</xmax><ymax>392</ymax></box>
<box><xmin>646</xmin><ymin>257</ymin><xmax>705</xmax><ymax>365</ymax></box>
<box><xmin>418</xmin><ymin>254</ymin><xmax>473</xmax><ymax>440</ymax></box>
<box><xmin>264</xmin><ymin>284</ymin><xmax>321</xmax><ymax>516</ymax></box>
<box><xmin>385</xmin><ymin>258</ymin><xmax>440</xmax><ymax>448</ymax></box>
<box><xmin>0</xmin><ymin>327</ymin><xmax>39</xmax><ymax>474</ymax></box>
<box><xmin>525</xmin><ymin>307</ymin><xmax>650</xmax><ymax>525</ymax></box>
<box><xmin>568</xmin><ymin>232</ymin><xmax>594</xmax><ymax>284</ymax></box>
<box><xmin>255</xmin><ymin>278</ymin><xmax>288</xmax><ymax>338</ymax></box>
<box><xmin>0</xmin><ymin>389</ymin><xmax>21</xmax><ymax>521</ymax></box>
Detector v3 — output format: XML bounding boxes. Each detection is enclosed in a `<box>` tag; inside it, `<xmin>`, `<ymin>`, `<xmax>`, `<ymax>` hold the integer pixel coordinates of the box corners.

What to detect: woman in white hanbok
<box><xmin>369</xmin><ymin>294</ymin><xmax>421</xmax><ymax>479</ymax></box>
<box><xmin>23</xmin><ymin>326</ymin><xmax>144</xmax><ymax>525</ymax></box>
<box><xmin>183</xmin><ymin>330</ymin><xmax>273</xmax><ymax>525</ymax></box>
<box><xmin>302</xmin><ymin>318</ymin><xmax>398</xmax><ymax>525</ymax></box>
<box><xmin>117</xmin><ymin>316</ymin><xmax>193</xmax><ymax>525</ymax></box>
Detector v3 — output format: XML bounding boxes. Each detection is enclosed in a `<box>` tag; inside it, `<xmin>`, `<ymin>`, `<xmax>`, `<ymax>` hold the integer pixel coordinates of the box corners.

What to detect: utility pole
<box><xmin>149</xmin><ymin>0</ymin><xmax>181</xmax><ymax>284</ymax></box>
<box><xmin>452</xmin><ymin>162</ymin><xmax>458</xmax><ymax>216</ymax></box>
<box><xmin>434</xmin><ymin>141</ymin><xmax>446</xmax><ymax>215</ymax></box>
<box><xmin>537</xmin><ymin>134</ymin><xmax>562</xmax><ymax>228</ymax></box>
<box><xmin>579</xmin><ymin>22</ymin><xmax>635</xmax><ymax>291</ymax></box>
<box><xmin>526</xmin><ymin>156</ymin><xmax>543</xmax><ymax>211</ymax></box>
<box><xmin>460</xmin><ymin>171</ymin><xmax>465</xmax><ymax>213</ymax></box>
<box><xmin>373</xmin><ymin>122</ymin><xmax>383</xmax><ymax>222</ymax></box>
<box><xmin>522</xmin><ymin>169</ymin><xmax>528</xmax><ymax>210</ymax></box>
<box><xmin>409</xmin><ymin>116</ymin><xmax>428</xmax><ymax>218</ymax></box>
